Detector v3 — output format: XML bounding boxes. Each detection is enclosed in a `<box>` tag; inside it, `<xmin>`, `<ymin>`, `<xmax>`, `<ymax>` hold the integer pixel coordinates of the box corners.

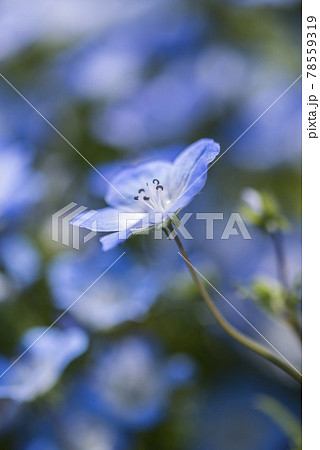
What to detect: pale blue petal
<box><xmin>0</xmin><ymin>327</ymin><xmax>88</xmax><ymax>402</ymax></box>
<box><xmin>72</xmin><ymin>207</ymin><xmax>143</xmax><ymax>232</ymax></box>
<box><xmin>71</xmin><ymin>207</ymin><xmax>119</xmax><ymax>232</ymax></box>
<box><xmin>47</xmin><ymin>249</ymin><xmax>163</xmax><ymax>332</ymax></box>
<box><xmin>0</xmin><ymin>233</ymin><xmax>40</xmax><ymax>288</ymax></box>
<box><xmin>169</xmin><ymin>138</ymin><xmax>220</xmax><ymax>211</ymax></box>
<box><xmin>105</xmin><ymin>160</ymin><xmax>173</xmax><ymax>211</ymax></box>
<box><xmin>99</xmin><ymin>229</ymin><xmax>132</xmax><ymax>252</ymax></box>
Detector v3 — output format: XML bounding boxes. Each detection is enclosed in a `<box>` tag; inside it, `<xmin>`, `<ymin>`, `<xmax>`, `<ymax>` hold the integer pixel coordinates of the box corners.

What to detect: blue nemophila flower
<box><xmin>0</xmin><ymin>327</ymin><xmax>88</xmax><ymax>402</ymax></box>
<box><xmin>0</xmin><ymin>233</ymin><xmax>41</xmax><ymax>293</ymax></box>
<box><xmin>53</xmin><ymin>391</ymin><xmax>129</xmax><ymax>450</ymax></box>
<box><xmin>76</xmin><ymin>139</ymin><xmax>220</xmax><ymax>251</ymax></box>
<box><xmin>22</xmin><ymin>411</ymin><xmax>127</xmax><ymax>450</ymax></box>
<box><xmin>0</xmin><ymin>142</ymin><xmax>44</xmax><ymax>224</ymax></box>
<box><xmin>225</xmin><ymin>71</ymin><xmax>301</xmax><ymax>170</ymax></box>
<box><xmin>83</xmin><ymin>336</ymin><xmax>195</xmax><ymax>429</ymax></box>
<box><xmin>48</xmin><ymin>248</ymin><xmax>163</xmax><ymax>331</ymax></box>
<box><xmin>58</xmin><ymin>3</ymin><xmax>204</xmax><ymax>103</ymax></box>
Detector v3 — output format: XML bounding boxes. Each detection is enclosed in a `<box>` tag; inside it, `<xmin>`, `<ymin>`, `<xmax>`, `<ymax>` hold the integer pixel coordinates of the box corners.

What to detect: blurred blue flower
<box><xmin>0</xmin><ymin>327</ymin><xmax>88</xmax><ymax>402</ymax></box>
<box><xmin>91</xmin><ymin>46</ymin><xmax>251</xmax><ymax>149</ymax></box>
<box><xmin>0</xmin><ymin>142</ymin><xmax>44</xmax><ymax>225</ymax></box>
<box><xmin>48</xmin><ymin>248</ymin><xmax>162</xmax><ymax>331</ymax></box>
<box><xmin>22</xmin><ymin>413</ymin><xmax>126</xmax><ymax>450</ymax></box>
<box><xmin>0</xmin><ymin>0</ymin><xmax>151</xmax><ymax>63</ymax></box>
<box><xmin>225</xmin><ymin>71</ymin><xmax>301</xmax><ymax>170</ymax></box>
<box><xmin>91</xmin><ymin>69</ymin><xmax>210</xmax><ymax>148</ymax></box>
<box><xmin>23</xmin><ymin>437</ymin><xmax>60</xmax><ymax>450</ymax></box>
<box><xmin>0</xmin><ymin>359</ymin><xmax>20</xmax><ymax>432</ymax></box>
<box><xmin>75</xmin><ymin>139</ymin><xmax>220</xmax><ymax>251</ymax></box>
<box><xmin>56</xmin><ymin>2</ymin><xmax>205</xmax><ymax>104</ymax></box>
<box><xmin>58</xmin><ymin>413</ymin><xmax>126</xmax><ymax>450</ymax></box>
<box><xmin>0</xmin><ymin>233</ymin><xmax>41</xmax><ymax>291</ymax></box>
<box><xmin>84</xmin><ymin>335</ymin><xmax>194</xmax><ymax>429</ymax></box>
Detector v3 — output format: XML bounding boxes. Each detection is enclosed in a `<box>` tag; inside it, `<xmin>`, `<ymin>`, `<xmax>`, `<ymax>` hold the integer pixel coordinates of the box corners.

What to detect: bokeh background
<box><xmin>0</xmin><ymin>0</ymin><xmax>301</xmax><ymax>449</ymax></box>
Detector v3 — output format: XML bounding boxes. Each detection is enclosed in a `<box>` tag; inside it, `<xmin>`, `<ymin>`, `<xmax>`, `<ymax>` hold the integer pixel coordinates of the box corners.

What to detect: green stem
<box><xmin>271</xmin><ymin>231</ymin><xmax>302</xmax><ymax>342</ymax></box>
<box><xmin>168</xmin><ymin>228</ymin><xmax>301</xmax><ymax>384</ymax></box>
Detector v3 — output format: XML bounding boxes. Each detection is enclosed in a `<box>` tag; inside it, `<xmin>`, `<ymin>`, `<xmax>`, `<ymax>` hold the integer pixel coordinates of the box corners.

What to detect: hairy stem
<box><xmin>168</xmin><ymin>228</ymin><xmax>301</xmax><ymax>383</ymax></box>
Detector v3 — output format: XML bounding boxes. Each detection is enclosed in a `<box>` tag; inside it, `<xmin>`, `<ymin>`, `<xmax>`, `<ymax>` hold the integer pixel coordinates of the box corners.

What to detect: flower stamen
<box><xmin>132</xmin><ymin>179</ymin><xmax>169</xmax><ymax>212</ymax></box>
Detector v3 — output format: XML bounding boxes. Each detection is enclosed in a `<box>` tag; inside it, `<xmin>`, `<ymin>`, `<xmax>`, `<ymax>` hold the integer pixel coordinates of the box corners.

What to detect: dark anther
<box><xmin>156</xmin><ymin>185</ymin><xmax>164</xmax><ymax>191</ymax></box>
<box><xmin>153</xmin><ymin>179</ymin><xmax>160</xmax><ymax>185</ymax></box>
<box><xmin>143</xmin><ymin>196</ymin><xmax>150</xmax><ymax>201</ymax></box>
<box><xmin>134</xmin><ymin>196</ymin><xmax>139</xmax><ymax>200</ymax></box>
<box><xmin>138</xmin><ymin>188</ymin><xmax>145</xmax><ymax>193</ymax></box>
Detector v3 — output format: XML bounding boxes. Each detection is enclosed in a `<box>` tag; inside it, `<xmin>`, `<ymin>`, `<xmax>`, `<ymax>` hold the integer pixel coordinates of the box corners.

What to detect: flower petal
<box><xmin>99</xmin><ymin>229</ymin><xmax>132</xmax><ymax>252</ymax></box>
<box><xmin>72</xmin><ymin>207</ymin><xmax>142</xmax><ymax>232</ymax></box>
<box><xmin>169</xmin><ymin>138</ymin><xmax>220</xmax><ymax>211</ymax></box>
<box><xmin>105</xmin><ymin>160</ymin><xmax>173</xmax><ymax>211</ymax></box>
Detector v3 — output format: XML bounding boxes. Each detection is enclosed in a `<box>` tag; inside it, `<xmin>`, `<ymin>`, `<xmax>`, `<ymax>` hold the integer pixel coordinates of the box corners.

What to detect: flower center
<box><xmin>133</xmin><ymin>178</ymin><xmax>168</xmax><ymax>212</ymax></box>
